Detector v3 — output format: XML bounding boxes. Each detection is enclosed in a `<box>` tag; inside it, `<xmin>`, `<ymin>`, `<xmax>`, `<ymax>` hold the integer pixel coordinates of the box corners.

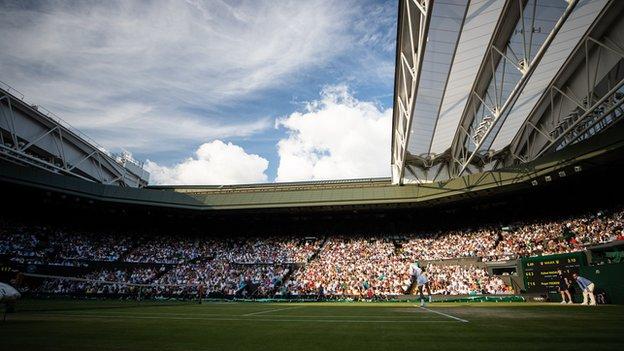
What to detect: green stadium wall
<box><xmin>580</xmin><ymin>263</ymin><xmax>624</xmax><ymax>305</ymax></box>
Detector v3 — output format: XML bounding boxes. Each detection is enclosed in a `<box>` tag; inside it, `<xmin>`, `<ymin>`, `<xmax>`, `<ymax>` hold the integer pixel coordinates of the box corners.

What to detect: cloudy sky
<box><xmin>0</xmin><ymin>0</ymin><xmax>397</xmax><ymax>184</ymax></box>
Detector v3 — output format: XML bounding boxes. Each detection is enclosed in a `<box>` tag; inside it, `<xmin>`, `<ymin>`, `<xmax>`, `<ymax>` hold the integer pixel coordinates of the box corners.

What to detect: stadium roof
<box><xmin>391</xmin><ymin>0</ymin><xmax>624</xmax><ymax>184</ymax></box>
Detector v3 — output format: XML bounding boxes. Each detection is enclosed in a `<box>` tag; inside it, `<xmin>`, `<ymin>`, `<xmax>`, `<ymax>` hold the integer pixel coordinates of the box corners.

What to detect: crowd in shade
<box><xmin>154</xmin><ymin>260</ymin><xmax>288</xmax><ymax>296</ymax></box>
<box><xmin>215</xmin><ymin>237</ymin><xmax>320</xmax><ymax>264</ymax></box>
<box><xmin>124</xmin><ymin>236</ymin><xmax>207</xmax><ymax>264</ymax></box>
<box><xmin>33</xmin><ymin>267</ymin><xmax>160</xmax><ymax>295</ymax></box>
<box><xmin>123</xmin><ymin>237</ymin><xmax>319</xmax><ymax>265</ymax></box>
<box><xmin>2</xmin><ymin>207</ymin><xmax>623</xmax><ymax>298</ymax></box>
<box><xmin>27</xmin><ymin>262</ymin><xmax>288</xmax><ymax>297</ymax></box>
<box><xmin>0</xmin><ymin>225</ymin><xmax>132</xmax><ymax>263</ymax></box>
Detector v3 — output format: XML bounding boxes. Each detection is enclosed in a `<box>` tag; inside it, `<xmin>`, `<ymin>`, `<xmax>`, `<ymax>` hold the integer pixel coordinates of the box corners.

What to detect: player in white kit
<box><xmin>410</xmin><ymin>262</ymin><xmax>431</xmax><ymax>306</ymax></box>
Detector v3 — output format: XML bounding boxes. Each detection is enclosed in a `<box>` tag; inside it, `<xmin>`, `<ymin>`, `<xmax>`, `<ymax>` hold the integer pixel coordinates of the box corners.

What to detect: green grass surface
<box><xmin>2</xmin><ymin>299</ymin><xmax>623</xmax><ymax>350</ymax></box>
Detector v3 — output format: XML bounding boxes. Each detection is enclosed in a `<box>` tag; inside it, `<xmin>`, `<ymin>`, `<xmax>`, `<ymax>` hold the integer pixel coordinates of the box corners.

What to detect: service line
<box><xmin>415</xmin><ymin>305</ymin><xmax>469</xmax><ymax>323</ymax></box>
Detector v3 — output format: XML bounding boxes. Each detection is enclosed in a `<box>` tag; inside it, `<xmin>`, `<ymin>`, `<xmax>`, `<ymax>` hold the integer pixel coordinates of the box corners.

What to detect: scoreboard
<box><xmin>522</xmin><ymin>252</ymin><xmax>587</xmax><ymax>293</ymax></box>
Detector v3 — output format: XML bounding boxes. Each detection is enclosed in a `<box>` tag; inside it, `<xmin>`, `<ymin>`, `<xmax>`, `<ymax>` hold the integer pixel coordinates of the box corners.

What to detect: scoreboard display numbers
<box><xmin>521</xmin><ymin>252</ymin><xmax>587</xmax><ymax>294</ymax></box>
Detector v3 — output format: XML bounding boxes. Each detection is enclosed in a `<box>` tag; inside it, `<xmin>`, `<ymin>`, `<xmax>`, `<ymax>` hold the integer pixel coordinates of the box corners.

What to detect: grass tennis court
<box><xmin>2</xmin><ymin>299</ymin><xmax>623</xmax><ymax>350</ymax></box>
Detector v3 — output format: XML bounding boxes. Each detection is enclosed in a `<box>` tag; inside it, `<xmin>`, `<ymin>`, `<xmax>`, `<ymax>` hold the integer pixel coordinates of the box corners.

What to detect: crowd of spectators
<box><xmin>32</xmin><ymin>262</ymin><xmax>288</xmax><ymax>297</ymax></box>
<box><xmin>215</xmin><ymin>237</ymin><xmax>320</xmax><ymax>264</ymax></box>
<box><xmin>493</xmin><ymin>209</ymin><xmax>624</xmax><ymax>259</ymax></box>
<box><xmin>426</xmin><ymin>265</ymin><xmax>513</xmax><ymax>295</ymax></box>
<box><xmin>49</xmin><ymin>232</ymin><xmax>133</xmax><ymax>262</ymax></box>
<box><xmin>0</xmin><ymin>224</ymin><xmax>42</xmax><ymax>257</ymax></box>
<box><xmin>154</xmin><ymin>260</ymin><xmax>288</xmax><ymax>296</ymax></box>
<box><xmin>3</xmin><ymin>206</ymin><xmax>623</xmax><ymax>298</ymax></box>
<box><xmin>124</xmin><ymin>236</ymin><xmax>206</xmax><ymax>264</ymax></box>
<box><xmin>284</xmin><ymin>237</ymin><xmax>412</xmax><ymax>296</ymax></box>
<box><xmin>33</xmin><ymin>267</ymin><xmax>160</xmax><ymax>295</ymax></box>
<box><xmin>399</xmin><ymin>208</ymin><xmax>624</xmax><ymax>262</ymax></box>
<box><xmin>0</xmin><ymin>224</ymin><xmax>132</xmax><ymax>263</ymax></box>
<box><xmin>400</xmin><ymin>227</ymin><xmax>501</xmax><ymax>262</ymax></box>
<box><xmin>122</xmin><ymin>236</ymin><xmax>319</xmax><ymax>265</ymax></box>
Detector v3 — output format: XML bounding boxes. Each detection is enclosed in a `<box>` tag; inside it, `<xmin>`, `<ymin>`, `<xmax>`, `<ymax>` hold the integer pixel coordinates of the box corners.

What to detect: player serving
<box><xmin>410</xmin><ymin>262</ymin><xmax>431</xmax><ymax>306</ymax></box>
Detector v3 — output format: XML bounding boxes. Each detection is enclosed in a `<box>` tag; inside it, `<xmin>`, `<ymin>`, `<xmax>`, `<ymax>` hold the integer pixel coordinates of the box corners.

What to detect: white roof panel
<box><xmin>407</xmin><ymin>0</ymin><xmax>468</xmax><ymax>156</ymax></box>
<box><xmin>429</xmin><ymin>0</ymin><xmax>505</xmax><ymax>155</ymax></box>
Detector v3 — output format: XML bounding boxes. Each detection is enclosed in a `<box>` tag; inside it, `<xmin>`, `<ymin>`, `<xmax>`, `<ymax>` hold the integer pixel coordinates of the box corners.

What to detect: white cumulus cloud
<box><xmin>275</xmin><ymin>85</ymin><xmax>391</xmax><ymax>182</ymax></box>
<box><xmin>145</xmin><ymin>140</ymin><xmax>268</xmax><ymax>185</ymax></box>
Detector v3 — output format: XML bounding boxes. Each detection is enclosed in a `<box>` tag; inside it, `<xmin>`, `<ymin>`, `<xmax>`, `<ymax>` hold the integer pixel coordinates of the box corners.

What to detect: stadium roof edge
<box><xmin>147</xmin><ymin>177</ymin><xmax>392</xmax><ymax>193</ymax></box>
<box><xmin>2</xmin><ymin>120</ymin><xmax>623</xmax><ymax>211</ymax></box>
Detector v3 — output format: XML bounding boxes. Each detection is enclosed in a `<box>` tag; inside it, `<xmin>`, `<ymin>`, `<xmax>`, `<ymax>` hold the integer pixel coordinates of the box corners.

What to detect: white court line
<box><xmin>21</xmin><ymin>313</ymin><xmax>456</xmax><ymax>324</ymax></box>
<box><xmin>415</xmin><ymin>305</ymin><xmax>469</xmax><ymax>323</ymax></box>
<box><xmin>54</xmin><ymin>311</ymin><xmax>442</xmax><ymax>319</ymax></box>
<box><xmin>242</xmin><ymin>306</ymin><xmax>303</xmax><ymax>316</ymax></box>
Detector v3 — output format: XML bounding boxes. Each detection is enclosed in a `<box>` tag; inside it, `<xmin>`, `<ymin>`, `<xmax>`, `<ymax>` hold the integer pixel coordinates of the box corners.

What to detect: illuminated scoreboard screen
<box><xmin>522</xmin><ymin>252</ymin><xmax>587</xmax><ymax>294</ymax></box>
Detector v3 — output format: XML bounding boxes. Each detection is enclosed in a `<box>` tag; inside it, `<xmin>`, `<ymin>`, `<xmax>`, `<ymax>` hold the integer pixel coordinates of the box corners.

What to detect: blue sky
<box><xmin>0</xmin><ymin>0</ymin><xmax>397</xmax><ymax>184</ymax></box>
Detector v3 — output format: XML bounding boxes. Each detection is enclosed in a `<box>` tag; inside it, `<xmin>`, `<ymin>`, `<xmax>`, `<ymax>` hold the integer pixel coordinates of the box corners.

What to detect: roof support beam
<box><xmin>0</xmin><ymin>83</ymin><xmax>149</xmax><ymax>187</ymax></box>
<box><xmin>453</xmin><ymin>0</ymin><xmax>578</xmax><ymax>177</ymax></box>
<box><xmin>391</xmin><ymin>0</ymin><xmax>433</xmax><ymax>185</ymax></box>
<box><xmin>508</xmin><ymin>5</ymin><xmax>624</xmax><ymax>161</ymax></box>
<box><xmin>531</xmin><ymin>74</ymin><xmax>624</xmax><ymax>159</ymax></box>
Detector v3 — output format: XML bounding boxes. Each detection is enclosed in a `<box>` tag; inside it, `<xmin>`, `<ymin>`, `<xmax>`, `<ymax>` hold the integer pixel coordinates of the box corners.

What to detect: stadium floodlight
<box><xmin>558</xmin><ymin>171</ymin><xmax>566</xmax><ymax>177</ymax></box>
<box><xmin>531</xmin><ymin>180</ymin><xmax>538</xmax><ymax>186</ymax></box>
<box><xmin>545</xmin><ymin>176</ymin><xmax>552</xmax><ymax>182</ymax></box>
<box><xmin>574</xmin><ymin>166</ymin><xmax>582</xmax><ymax>173</ymax></box>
